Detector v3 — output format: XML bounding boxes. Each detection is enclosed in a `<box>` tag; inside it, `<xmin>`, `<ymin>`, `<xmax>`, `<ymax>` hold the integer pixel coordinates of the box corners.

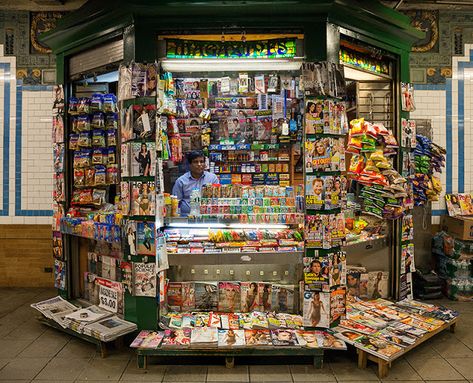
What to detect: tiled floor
<box><xmin>0</xmin><ymin>287</ymin><xmax>472</xmax><ymax>383</ymax></box>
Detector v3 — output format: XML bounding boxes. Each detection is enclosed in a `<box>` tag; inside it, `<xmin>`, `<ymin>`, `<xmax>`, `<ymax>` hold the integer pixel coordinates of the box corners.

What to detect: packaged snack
<box><xmin>77</xmin><ymin>115</ymin><xmax>91</xmax><ymax>132</ymax></box>
<box><xmin>77</xmin><ymin>97</ymin><xmax>90</xmax><ymax>114</ymax></box>
<box><xmin>92</xmin><ymin>189</ymin><xmax>107</xmax><ymax>205</ymax></box>
<box><xmin>73</xmin><ymin>150</ymin><xmax>92</xmax><ymax>168</ymax></box>
<box><xmin>107</xmin><ymin>130</ymin><xmax>117</xmax><ymax>146</ymax></box>
<box><xmin>92</xmin><ymin>130</ymin><xmax>106</xmax><ymax>147</ymax></box>
<box><xmin>348</xmin><ymin>155</ymin><xmax>365</xmax><ymax>174</ymax></box>
<box><xmin>107</xmin><ymin>147</ymin><xmax>116</xmax><ymax>164</ymax></box>
<box><xmin>69</xmin><ymin>134</ymin><xmax>79</xmax><ymax>151</ymax></box>
<box><xmin>103</xmin><ymin>93</ymin><xmax>117</xmax><ymax>113</ymax></box>
<box><xmin>365</xmin><ymin>122</ymin><xmax>378</xmax><ymax>138</ymax></box>
<box><xmin>68</xmin><ymin>97</ymin><xmax>79</xmax><ymax>114</ymax></box>
<box><xmin>107</xmin><ymin>164</ymin><xmax>118</xmax><ymax>184</ymax></box>
<box><xmin>90</xmin><ymin>93</ymin><xmax>104</xmax><ymax>112</ymax></box>
<box><xmin>91</xmin><ymin>112</ymin><xmax>105</xmax><ymax>128</ymax></box>
<box><xmin>105</xmin><ymin>113</ymin><xmax>118</xmax><ymax>129</ymax></box>
<box><xmin>349</xmin><ymin>118</ymin><xmax>365</xmax><ymax>136</ymax></box>
<box><xmin>74</xmin><ymin>169</ymin><xmax>85</xmax><ymax>187</ymax></box>
<box><xmin>85</xmin><ymin>167</ymin><xmax>96</xmax><ymax>186</ymax></box>
<box><xmin>72</xmin><ymin>188</ymin><xmax>93</xmax><ymax>205</ymax></box>
<box><xmin>95</xmin><ymin>165</ymin><xmax>107</xmax><ymax>185</ymax></box>
<box><xmin>92</xmin><ymin>148</ymin><xmax>106</xmax><ymax>165</ymax></box>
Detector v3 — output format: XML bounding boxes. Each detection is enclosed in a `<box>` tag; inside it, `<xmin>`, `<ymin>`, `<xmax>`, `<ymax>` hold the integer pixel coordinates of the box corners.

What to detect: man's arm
<box><xmin>209</xmin><ymin>173</ymin><xmax>220</xmax><ymax>184</ymax></box>
<box><xmin>172</xmin><ymin>178</ymin><xmax>184</xmax><ymax>200</ymax></box>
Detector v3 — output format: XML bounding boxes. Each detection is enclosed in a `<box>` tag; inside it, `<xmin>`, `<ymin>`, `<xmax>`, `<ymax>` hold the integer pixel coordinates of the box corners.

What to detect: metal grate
<box><xmin>69</xmin><ymin>39</ymin><xmax>124</xmax><ymax>77</ymax></box>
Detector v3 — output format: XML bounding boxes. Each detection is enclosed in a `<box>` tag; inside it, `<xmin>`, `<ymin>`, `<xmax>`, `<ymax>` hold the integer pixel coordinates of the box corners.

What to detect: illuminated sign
<box><xmin>339</xmin><ymin>47</ymin><xmax>389</xmax><ymax>75</ymax></box>
<box><xmin>166</xmin><ymin>38</ymin><xmax>296</xmax><ymax>59</ymax></box>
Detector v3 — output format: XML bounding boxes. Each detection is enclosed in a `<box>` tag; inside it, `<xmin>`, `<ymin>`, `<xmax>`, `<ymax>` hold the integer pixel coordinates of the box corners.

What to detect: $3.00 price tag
<box><xmin>99</xmin><ymin>285</ymin><xmax>118</xmax><ymax>313</ymax></box>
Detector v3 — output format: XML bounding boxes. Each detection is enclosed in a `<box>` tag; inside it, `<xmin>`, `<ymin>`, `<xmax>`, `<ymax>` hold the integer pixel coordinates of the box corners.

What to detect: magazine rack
<box><xmin>135</xmin><ymin>347</ymin><xmax>324</xmax><ymax>369</ymax></box>
<box><xmin>356</xmin><ymin>317</ymin><xmax>458</xmax><ymax>378</ymax></box>
<box><xmin>37</xmin><ymin>316</ymin><xmax>125</xmax><ymax>358</ymax></box>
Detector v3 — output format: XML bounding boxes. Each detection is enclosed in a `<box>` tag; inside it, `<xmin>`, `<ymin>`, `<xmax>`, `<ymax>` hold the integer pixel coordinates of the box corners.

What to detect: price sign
<box><xmin>99</xmin><ymin>284</ymin><xmax>118</xmax><ymax>313</ymax></box>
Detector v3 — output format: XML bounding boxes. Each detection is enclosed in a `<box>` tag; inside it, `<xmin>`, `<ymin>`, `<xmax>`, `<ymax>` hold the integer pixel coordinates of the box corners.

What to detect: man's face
<box><xmin>313</xmin><ymin>181</ymin><xmax>323</xmax><ymax>195</ymax></box>
<box><xmin>311</xmin><ymin>263</ymin><xmax>321</xmax><ymax>274</ymax></box>
<box><xmin>190</xmin><ymin>156</ymin><xmax>205</xmax><ymax>176</ymax></box>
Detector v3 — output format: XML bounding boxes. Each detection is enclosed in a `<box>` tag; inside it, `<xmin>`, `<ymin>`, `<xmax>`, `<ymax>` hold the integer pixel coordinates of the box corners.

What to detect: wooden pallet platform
<box><xmin>37</xmin><ymin>316</ymin><xmax>124</xmax><ymax>358</ymax></box>
<box><xmin>136</xmin><ymin>347</ymin><xmax>325</xmax><ymax>369</ymax></box>
<box><xmin>357</xmin><ymin>317</ymin><xmax>459</xmax><ymax>378</ymax></box>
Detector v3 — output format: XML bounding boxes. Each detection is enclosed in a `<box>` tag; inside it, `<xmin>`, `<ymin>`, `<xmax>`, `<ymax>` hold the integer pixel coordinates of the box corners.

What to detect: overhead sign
<box><xmin>166</xmin><ymin>38</ymin><xmax>296</xmax><ymax>59</ymax></box>
<box><xmin>339</xmin><ymin>47</ymin><xmax>390</xmax><ymax>76</ymax></box>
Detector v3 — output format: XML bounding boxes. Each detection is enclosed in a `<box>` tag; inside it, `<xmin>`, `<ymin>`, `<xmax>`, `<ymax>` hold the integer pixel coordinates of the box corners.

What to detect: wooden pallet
<box><xmin>136</xmin><ymin>347</ymin><xmax>324</xmax><ymax>369</ymax></box>
<box><xmin>37</xmin><ymin>316</ymin><xmax>124</xmax><ymax>358</ymax></box>
<box><xmin>357</xmin><ymin>317</ymin><xmax>458</xmax><ymax>378</ymax></box>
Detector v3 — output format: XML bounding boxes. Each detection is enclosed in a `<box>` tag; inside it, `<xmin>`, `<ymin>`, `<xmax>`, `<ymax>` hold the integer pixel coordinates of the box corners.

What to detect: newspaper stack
<box><xmin>83</xmin><ymin>316</ymin><xmax>137</xmax><ymax>342</ymax></box>
<box><xmin>30</xmin><ymin>296</ymin><xmax>79</xmax><ymax>328</ymax></box>
<box><xmin>64</xmin><ymin>305</ymin><xmax>113</xmax><ymax>333</ymax></box>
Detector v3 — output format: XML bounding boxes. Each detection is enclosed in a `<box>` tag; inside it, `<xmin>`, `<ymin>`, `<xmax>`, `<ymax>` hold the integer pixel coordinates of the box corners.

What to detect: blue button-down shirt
<box><xmin>172</xmin><ymin>171</ymin><xmax>219</xmax><ymax>216</ymax></box>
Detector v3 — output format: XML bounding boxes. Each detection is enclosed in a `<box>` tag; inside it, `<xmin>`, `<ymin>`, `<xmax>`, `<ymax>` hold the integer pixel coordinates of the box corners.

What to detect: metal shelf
<box><xmin>344</xmin><ymin>236</ymin><xmax>388</xmax><ymax>254</ymax></box>
<box><xmin>168</xmin><ymin>251</ymin><xmax>304</xmax><ymax>265</ymax></box>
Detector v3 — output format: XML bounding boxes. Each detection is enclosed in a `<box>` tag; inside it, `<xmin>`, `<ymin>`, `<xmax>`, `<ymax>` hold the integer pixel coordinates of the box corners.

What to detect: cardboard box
<box><xmin>440</xmin><ymin>215</ymin><xmax>473</xmax><ymax>241</ymax></box>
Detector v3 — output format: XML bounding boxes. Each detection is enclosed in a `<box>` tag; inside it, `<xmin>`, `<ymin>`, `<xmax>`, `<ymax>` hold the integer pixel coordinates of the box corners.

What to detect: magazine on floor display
<box><xmin>167</xmin><ymin>282</ymin><xmax>183</xmax><ymax>312</ymax></box>
<box><xmin>161</xmin><ymin>328</ymin><xmax>192</xmax><ymax>348</ymax></box>
<box><xmin>83</xmin><ymin>315</ymin><xmax>137</xmax><ymax>341</ymax></box>
<box><xmin>270</xmin><ymin>329</ymin><xmax>299</xmax><ymax>347</ymax></box>
<box><xmin>271</xmin><ymin>285</ymin><xmax>295</xmax><ymax>313</ymax></box>
<box><xmin>244</xmin><ymin>329</ymin><xmax>271</xmax><ymax>346</ymax></box>
<box><xmin>295</xmin><ymin>330</ymin><xmax>320</xmax><ymax>348</ymax></box>
<box><xmin>31</xmin><ymin>296</ymin><xmax>78</xmax><ymax>319</ymax></box>
<box><xmin>65</xmin><ymin>305</ymin><xmax>113</xmax><ymax>333</ymax></box>
<box><xmin>258</xmin><ymin>283</ymin><xmax>272</xmax><ymax>312</ymax></box>
<box><xmin>338</xmin><ymin>319</ymin><xmax>378</xmax><ymax>335</ymax></box>
<box><xmin>316</xmin><ymin>330</ymin><xmax>347</xmax><ymax>350</ymax></box>
<box><xmin>240</xmin><ymin>282</ymin><xmax>260</xmax><ymax>312</ymax></box>
<box><xmin>218</xmin><ymin>329</ymin><xmax>246</xmax><ymax>347</ymax></box>
<box><xmin>367</xmin><ymin>271</ymin><xmax>389</xmax><ymax>299</ymax></box>
<box><xmin>190</xmin><ymin>327</ymin><xmax>218</xmax><ymax>348</ymax></box>
<box><xmin>130</xmin><ymin>330</ymin><xmax>165</xmax><ymax>349</ymax></box>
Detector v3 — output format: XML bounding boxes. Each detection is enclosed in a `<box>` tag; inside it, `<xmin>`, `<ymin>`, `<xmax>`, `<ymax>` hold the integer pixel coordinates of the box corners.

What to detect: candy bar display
<box><xmin>413</xmin><ymin>134</ymin><xmax>446</xmax><ymax>206</ymax></box>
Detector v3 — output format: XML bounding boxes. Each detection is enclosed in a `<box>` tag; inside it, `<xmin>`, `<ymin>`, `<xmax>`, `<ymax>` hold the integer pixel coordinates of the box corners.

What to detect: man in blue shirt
<box><xmin>172</xmin><ymin>150</ymin><xmax>219</xmax><ymax>217</ymax></box>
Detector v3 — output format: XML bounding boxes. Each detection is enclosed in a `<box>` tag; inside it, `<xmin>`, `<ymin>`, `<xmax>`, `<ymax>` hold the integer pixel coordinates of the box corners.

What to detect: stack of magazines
<box><xmin>332</xmin><ymin>298</ymin><xmax>459</xmax><ymax>361</ymax></box>
<box><xmin>31</xmin><ymin>296</ymin><xmax>137</xmax><ymax>342</ymax></box>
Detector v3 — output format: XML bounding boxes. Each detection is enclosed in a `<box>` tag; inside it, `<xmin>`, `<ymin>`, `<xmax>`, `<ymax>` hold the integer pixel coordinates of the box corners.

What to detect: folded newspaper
<box><xmin>31</xmin><ymin>296</ymin><xmax>136</xmax><ymax>341</ymax></box>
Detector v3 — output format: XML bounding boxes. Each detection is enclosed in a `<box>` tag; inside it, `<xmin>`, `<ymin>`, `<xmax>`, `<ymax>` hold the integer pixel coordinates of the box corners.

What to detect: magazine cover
<box><xmin>132</xmin><ymin>262</ymin><xmax>156</xmax><ymax>297</ymax></box>
<box><xmin>162</xmin><ymin>329</ymin><xmax>191</xmax><ymax>348</ymax></box>
<box><xmin>445</xmin><ymin>194</ymin><xmax>463</xmax><ymax>216</ymax></box>
<box><xmin>124</xmin><ymin>220</ymin><xmax>137</xmax><ymax>256</ymax></box>
<box><xmin>120</xmin><ymin>262</ymin><xmax>132</xmax><ymax>294</ymax></box>
<box><xmin>120</xmin><ymin>143</ymin><xmax>130</xmax><ymax>177</ymax></box>
<box><xmin>301</xmin><ymin>62</ymin><xmax>329</xmax><ymax>97</ymax></box>
<box><xmin>130</xmin><ymin>142</ymin><xmax>156</xmax><ymax>177</ymax></box>
<box><xmin>209</xmin><ymin>312</ymin><xmax>221</xmax><ymax>328</ymax></box>
<box><xmin>329</xmin><ymin>251</ymin><xmax>346</xmax><ymax>287</ymax></box>
<box><xmin>240</xmin><ymin>282</ymin><xmax>259</xmax><ymax>312</ymax></box>
<box><xmin>295</xmin><ymin>330</ymin><xmax>320</xmax><ymax>348</ymax></box>
<box><xmin>305</xmin><ymin>176</ymin><xmax>324</xmax><ymax>210</ymax></box>
<box><xmin>218</xmin><ymin>282</ymin><xmax>241</xmax><ymax>312</ymax></box>
<box><xmin>130</xmin><ymin>181</ymin><xmax>156</xmax><ymax>216</ymax></box>
<box><xmin>458</xmin><ymin>193</ymin><xmax>473</xmax><ymax>215</ymax></box>
<box><xmin>330</xmin><ymin>288</ymin><xmax>346</xmax><ymax>325</ymax></box>
<box><xmin>346</xmin><ymin>267</ymin><xmax>363</xmax><ymax>298</ymax></box>
<box><xmin>401</xmin><ymin>243</ymin><xmax>415</xmax><ymax>274</ymax></box>
<box><xmin>136</xmin><ymin>221</ymin><xmax>156</xmax><ymax>256</ymax></box>
<box><xmin>53</xmin><ymin>143</ymin><xmax>64</xmax><ymax>173</ymax></box>
<box><xmin>131</xmin><ymin>63</ymin><xmax>146</xmax><ymax>97</ymax></box>
<box><xmin>132</xmin><ymin>104</ymin><xmax>157</xmax><ymax>140</ymax></box>
<box><xmin>194</xmin><ymin>282</ymin><xmax>218</xmax><ymax>311</ymax></box>
<box><xmin>271</xmin><ymin>329</ymin><xmax>299</xmax><ymax>346</ymax></box>
<box><xmin>190</xmin><ymin>327</ymin><xmax>218</xmax><ymax>347</ymax></box>
<box><xmin>305</xmin><ymin>215</ymin><xmax>323</xmax><ymax>248</ymax></box>
<box><xmin>311</xmin><ymin>138</ymin><xmax>332</xmax><ymax>171</ymax></box>
<box><xmin>331</xmin><ymin>137</ymin><xmax>346</xmax><ymax>171</ymax></box>
<box><xmin>339</xmin><ymin>319</ymin><xmax>378</xmax><ymax>335</ymax></box>
<box><xmin>167</xmin><ymin>282</ymin><xmax>183</xmax><ymax>312</ymax></box>
<box><xmin>258</xmin><ymin>283</ymin><xmax>272</xmax><ymax>312</ymax></box>
<box><xmin>305</xmin><ymin>99</ymin><xmax>325</xmax><ymax>134</ymax></box>
<box><xmin>120</xmin><ymin>181</ymin><xmax>130</xmax><ymax>215</ymax></box>
<box><xmin>218</xmin><ymin>329</ymin><xmax>246</xmax><ymax>347</ymax></box>
<box><xmin>271</xmin><ymin>285</ymin><xmax>295</xmax><ymax>313</ymax></box>
<box><xmin>53</xmin><ymin>231</ymin><xmax>63</xmax><ymax>260</ymax></box>
<box><xmin>302</xmin><ymin>291</ymin><xmax>329</xmax><ymax>328</ymax></box>
<box><xmin>401</xmin><ymin>214</ymin><xmax>414</xmax><ymax>242</ymax></box>
<box><xmin>251</xmin><ymin>312</ymin><xmax>269</xmax><ymax>330</ymax></box>
<box><xmin>244</xmin><ymin>329</ymin><xmax>271</xmax><ymax>346</ymax></box>
<box><xmin>53</xmin><ymin>172</ymin><xmax>65</xmax><ymax>202</ymax></box>
<box><xmin>120</xmin><ymin>105</ymin><xmax>133</xmax><ymax>141</ymax></box>
<box><xmin>353</xmin><ymin>335</ymin><xmax>403</xmax><ymax>361</ymax></box>
<box><xmin>367</xmin><ymin>271</ymin><xmax>389</xmax><ymax>299</ymax></box>
<box><xmin>316</xmin><ymin>330</ymin><xmax>347</xmax><ymax>350</ymax></box>
<box><xmin>303</xmin><ymin>256</ymin><xmax>329</xmax><ymax>290</ymax></box>
<box><xmin>182</xmin><ymin>282</ymin><xmax>195</xmax><ymax>312</ymax></box>
<box><xmin>130</xmin><ymin>330</ymin><xmax>164</xmax><ymax>349</ymax></box>
<box><xmin>54</xmin><ymin>259</ymin><xmax>66</xmax><ymax>290</ymax></box>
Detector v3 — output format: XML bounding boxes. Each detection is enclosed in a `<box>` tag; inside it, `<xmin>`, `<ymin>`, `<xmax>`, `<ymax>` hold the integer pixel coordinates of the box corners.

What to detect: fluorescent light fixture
<box><xmin>166</xmin><ymin>222</ymin><xmax>289</xmax><ymax>230</ymax></box>
<box><xmin>228</xmin><ymin>224</ymin><xmax>289</xmax><ymax>229</ymax></box>
<box><xmin>343</xmin><ymin>65</ymin><xmax>388</xmax><ymax>82</ymax></box>
<box><xmin>161</xmin><ymin>58</ymin><xmax>303</xmax><ymax>72</ymax></box>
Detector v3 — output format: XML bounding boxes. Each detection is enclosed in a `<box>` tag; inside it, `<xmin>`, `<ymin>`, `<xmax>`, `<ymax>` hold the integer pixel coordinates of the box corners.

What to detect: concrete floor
<box><xmin>0</xmin><ymin>287</ymin><xmax>472</xmax><ymax>383</ymax></box>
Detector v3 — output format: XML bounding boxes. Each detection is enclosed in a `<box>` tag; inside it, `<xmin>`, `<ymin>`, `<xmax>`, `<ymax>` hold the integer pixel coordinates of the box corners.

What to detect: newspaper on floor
<box><xmin>30</xmin><ymin>296</ymin><xmax>78</xmax><ymax>320</ymax></box>
<box><xmin>65</xmin><ymin>305</ymin><xmax>113</xmax><ymax>333</ymax></box>
<box><xmin>83</xmin><ymin>316</ymin><xmax>137</xmax><ymax>342</ymax></box>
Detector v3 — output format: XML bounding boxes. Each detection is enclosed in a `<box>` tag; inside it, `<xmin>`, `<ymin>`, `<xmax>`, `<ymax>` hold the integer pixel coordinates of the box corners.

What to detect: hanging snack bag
<box><xmin>95</xmin><ymin>165</ymin><xmax>107</xmax><ymax>185</ymax></box>
<box><xmin>91</xmin><ymin>112</ymin><xmax>105</xmax><ymax>128</ymax></box>
<box><xmin>92</xmin><ymin>130</ymin><xmax>106</xmax><ymax>147</ymax></box>
<box><xmin>90</xmin><ymin>93</ymin><xmax>104</xmax><ymax>112</ymax></box>
<box><xmin>105</xmin><ymin>113</ymin><xmax>118</xmax><ymax>129</ymax></box>
<box><xmin>349</xmin><ymin>155</ymin><xmax>365</xmax><ymax>174</ymax></box>
<box><xmin>92</xmin><ymin>148</ymin><xmax>106</xmax><ymax>165</ymax></box>
<box><xmin>107</xmin><ymin>164</ymin><xmax>118</xmax><ymax>184</ymax></box>
<box><xmin>74</xmin><ymin>169</ymin><xmax>85</xmax><ymax>187</ymax></box>
<box><xmin>69</xmin><ymin>134</ymin><xmax>79</xmax><ymax>151</ymax></box>
<box><xmin>77</xmin><ymin>97</ymin><xmax>90</xmax><ymax>114</ymax></box>
<box><xmin>78</xmin><ymin>132</ymin><xmax>92</xmax><ymax>148</ymax></box>
<box><xmin>349</xmin><ymin>118</ymin><xmax>365</xmax><ymax>136</ymax></box>
<box><xmin>68</xmin><ymin>97</ymin><xmax>79</xmax><ymax>114</ymax></box>
<box><xmin>103</xmin><ymin>93</ymin><xmax>117</xmax><ymax>113</ymax></box>
<box><xmin>107</xmin><ymin>147</ymin><xmax>116</xmax><ymax>164</ymax></box>
<box><xmin>85</xmin><ymin>167</ymin><xmax>96</xmax><ymax>186</ymax></box>
<box><xmin>72</xmin><ymin>189</ymin><xmax>93</xmax><ymax>205</ymax></box>
<box><xmin>107</xmin><ymin>130</ymin><xmax>117</xmax><ymax>146</ymax></box>
<box><xmin>93</xmin><ymin>189</ymin><xmax>107</xmax><ymax>205</ymax></box>
<box><xmin>77</xmin><ymin>115</ymin><xmax>91</xmax><ymax>132</ymax></box>
<box><xmin>74</xmin><ymin>150</ymin><xmax>91</xmax><ymax>168</ymax></box>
